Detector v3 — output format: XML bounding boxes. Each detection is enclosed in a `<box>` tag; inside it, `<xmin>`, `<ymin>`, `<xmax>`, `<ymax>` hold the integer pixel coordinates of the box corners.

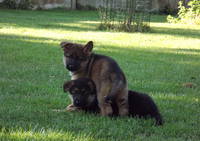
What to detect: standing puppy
<box><xmin>61</xmin><ymin>41</ymin><xmax>129</xmax><ymax>116</ymax></box>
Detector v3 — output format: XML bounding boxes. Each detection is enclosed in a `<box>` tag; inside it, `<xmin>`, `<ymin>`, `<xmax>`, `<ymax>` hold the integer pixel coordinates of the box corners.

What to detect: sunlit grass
<box><xmin>0</xmin><ymin>128</ymin><xmax>98</xmax><ymax>141</ymax></box>
<box><xmin>0</xmin><ymin>9</ymin><xmax>200</xmax><ymax>141</ymax></box>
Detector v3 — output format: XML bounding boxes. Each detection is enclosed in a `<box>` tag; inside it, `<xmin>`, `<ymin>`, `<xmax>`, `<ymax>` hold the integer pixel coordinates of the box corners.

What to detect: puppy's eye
<box><xmin>74</xmin><ymin>88</ymin><xmax>79</xmax><ymax>91</ymax></box>
<box><xmin>71</xmin><ymin>90</ymin><xmax>76</xmax><ymax>94</ymax></box>
<box><xmin>64</xmin><ymin>53</ymin><xmax>70</xmax><ymax>57</ymax></box>
<box><xmin>79</xmin><ymin>57</ymin><xmax>86</xmax><ymax>61</ymax></box>
<box><xmin>81</xmin><ymin>89</ymin><xmax>86</xmax><ymax>92</ymax></box>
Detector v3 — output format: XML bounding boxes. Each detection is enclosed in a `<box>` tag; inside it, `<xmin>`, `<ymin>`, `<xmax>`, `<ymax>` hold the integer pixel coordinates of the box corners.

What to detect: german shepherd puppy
<box><xmin>63</xmin><ymin>78</ymin><xmax>163</xmax><ymax>126</ymax></box>
<box><xmin>61</xmin><ymin>41</ymin><xmax>128</xmax><ymax>116</ymax></box>
<box><xmin>63</xmin><ymin>78</ymin><xmax>99</xmax><ymax>113</ymax></box>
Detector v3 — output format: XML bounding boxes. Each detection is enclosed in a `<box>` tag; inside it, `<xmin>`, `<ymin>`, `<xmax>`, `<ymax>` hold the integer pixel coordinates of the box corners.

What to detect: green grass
<box><xmin>0</xmin><ymin>9</ymin><xmax>200</xmax><ymax>141</ymax></box>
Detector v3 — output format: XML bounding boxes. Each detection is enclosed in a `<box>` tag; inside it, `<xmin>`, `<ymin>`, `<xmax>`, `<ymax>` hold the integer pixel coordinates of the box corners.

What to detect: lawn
<box><xmin>0</xmin><ymin>9</ymin><xmax>200</xmax><ymax>141</ymax></box>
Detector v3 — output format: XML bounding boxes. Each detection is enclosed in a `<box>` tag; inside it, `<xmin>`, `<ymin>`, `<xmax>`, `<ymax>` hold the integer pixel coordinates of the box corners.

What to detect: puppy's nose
<box><xmin>74</xmin><ymin>99</ymin><xmax>79</xmax><ymax>105</ymax></box>
<box><xmin>67</xmin><ymin>64</ymin><xmax>73</xmax><ymax>68</ymax></box>
<box><xmin>67</xmin><ymin>64</ymin><xmax>74</xmax><ymax>70</ymax></box>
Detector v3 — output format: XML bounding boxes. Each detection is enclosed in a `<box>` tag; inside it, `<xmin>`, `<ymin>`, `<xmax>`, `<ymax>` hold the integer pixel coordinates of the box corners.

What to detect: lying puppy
<box><xmin>127</xmin><ymin>91</ymin><xmax>163</xmax><ymax>125</ymax></box>
<box><xmin>63</xmin><ymin>77</ymin><xmax>99</xmax><ymax>113</ymax></box>
<box><xmin>63</xmin><ymin>78</ymin><xmax>163</xmax><ymax>125</ymax></box>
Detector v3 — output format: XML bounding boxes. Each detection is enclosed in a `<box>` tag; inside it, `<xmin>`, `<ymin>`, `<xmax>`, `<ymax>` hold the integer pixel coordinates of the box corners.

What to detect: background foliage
<box><xmin>167</xmin><ymin>0</ymin><xmax>200</xmax><ymax>25</ymax></box>
<box><xmin>2</xmin><ymin>0</ymin><xmax>32</xmax><ymax>9</ymax></box>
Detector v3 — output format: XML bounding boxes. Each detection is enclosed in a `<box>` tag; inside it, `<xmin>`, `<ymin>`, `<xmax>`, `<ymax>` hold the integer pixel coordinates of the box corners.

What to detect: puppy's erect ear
<box><xmin>83</xmin><ymin>41</ymin><xmax>93</xmax><ymax>54</ymax></box>
<box><xmin>87</xmin><ymin>79</ymin><xmax>96</xmax><ymax>93</ymax></box>
<box><xmin>63</xmin><ymin>81</ymin><xmax>74</xmax><ymax>93</ymax></box>
<box><xmin>60</xmin><ymin>42</ymin><xmax>73</xmax><ymax>49</ymax></box>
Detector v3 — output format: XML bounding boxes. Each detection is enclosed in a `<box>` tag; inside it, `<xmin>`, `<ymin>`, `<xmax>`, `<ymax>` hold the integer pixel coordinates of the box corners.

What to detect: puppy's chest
<box><xmin>70</xmin><ymin>72</ymin><xmax>86</xmax><ymax>80</ymax></box>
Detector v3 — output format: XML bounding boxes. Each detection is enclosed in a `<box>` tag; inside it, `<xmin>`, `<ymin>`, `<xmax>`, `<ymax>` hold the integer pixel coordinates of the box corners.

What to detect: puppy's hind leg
<box><xmin>97</xmin><ymin>86</ymin><xmax>113</xmax><ymax>116</ymax></box>
<box><xmin>116</xmin><ymin>88</ymin><xmax>129</xmax><ymax>116</ymax></box>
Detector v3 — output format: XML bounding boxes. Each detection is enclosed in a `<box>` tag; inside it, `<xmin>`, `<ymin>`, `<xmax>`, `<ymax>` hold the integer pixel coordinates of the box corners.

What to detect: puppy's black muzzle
<box><xmin>73</xmin><ymin>98</ymin><xmax>83</xmax><ymax>107</ymax></box>
<box><xmin>66</xmin><ymin>58</ymin><xmax>80</xmax><ymax>71</ymax></box>
<box><xmin>66</xmin><ymin>64</ymin><xmax>78</xmax><ymax>71</ymax></box>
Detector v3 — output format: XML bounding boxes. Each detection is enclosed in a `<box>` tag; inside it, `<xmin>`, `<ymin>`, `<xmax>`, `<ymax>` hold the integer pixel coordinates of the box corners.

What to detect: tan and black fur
<box><xmin>63</xmin><ymin>78</ymin><xmax>99</xmax><ymax>113</ymax></box>
<box><xmin>61</xmin><ymin>41</ymin><xmax>129</xmax><ymax>116</ymax></box>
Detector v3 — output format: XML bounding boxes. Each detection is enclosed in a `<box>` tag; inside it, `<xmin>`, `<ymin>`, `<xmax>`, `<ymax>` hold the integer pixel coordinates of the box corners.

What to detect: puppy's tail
<box><xmin>155</xmin><ymin>114</ymin><xmax>164</xmax><ymax>126</ymax></box>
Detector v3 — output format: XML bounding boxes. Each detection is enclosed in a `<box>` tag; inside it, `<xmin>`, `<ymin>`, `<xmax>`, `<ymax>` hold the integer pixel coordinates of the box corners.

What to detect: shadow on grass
<box><xmin>1</xmin><ymin>9</ymin><xmax>200</xmax><ymax>39</ymax></box>
<box><xmin>0</xmin><ymin>9</ymin><xmax>99</xmax><ymax>32</ymax></box>
<box><xmin>176</xmin><ymin>48</ymin><xmax>200</xmax><ymax>53</ymax></box>
<box><xmin>38</xmin><ymin>22</ymin><xmax>98</xmax><ymax>32</ymax></box>
<box><xmin>151</xmin><ymin>26</ymin><xmax>200</xmax><ymax>39</ymax></box>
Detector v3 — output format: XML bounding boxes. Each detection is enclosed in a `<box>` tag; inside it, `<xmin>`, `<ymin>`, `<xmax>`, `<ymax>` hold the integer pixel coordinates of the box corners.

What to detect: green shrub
<box><xmin>97</xmin><ymin>22</ymin><xmax>150</xmax><ymax>32</ymax></box>
<box><xmin>2</xmin><ymin>0</ymin><xmax>32</xmax><ymax>9</ymax></box>
<box><xmin>167</xmin><ymin>0</ymin><xmax>200</xmax><ymax>25</ymax></box>
<box><xmin>2</xmin><ymin>0</ymin><xmax>17</xmax><ymax>9</ymax></box>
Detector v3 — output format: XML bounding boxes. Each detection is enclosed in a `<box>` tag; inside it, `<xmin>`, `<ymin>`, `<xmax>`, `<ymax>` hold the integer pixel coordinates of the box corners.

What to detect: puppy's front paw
<box><xmin>66</xmin><ymin>104</ymin><xmax>80</xmax><ymax>111</ymax></box>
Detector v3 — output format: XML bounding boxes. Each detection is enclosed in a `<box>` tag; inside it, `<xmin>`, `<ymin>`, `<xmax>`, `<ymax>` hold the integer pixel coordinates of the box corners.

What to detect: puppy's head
<box><xmin>63</xmin><ymin>78</ymin><xmax>96</xmax><ymax>108</ymax></box>
<box><xmin>60</xmin><ymin>41</ymin><xmax>93</xmax><ymax>72</ymax></box>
